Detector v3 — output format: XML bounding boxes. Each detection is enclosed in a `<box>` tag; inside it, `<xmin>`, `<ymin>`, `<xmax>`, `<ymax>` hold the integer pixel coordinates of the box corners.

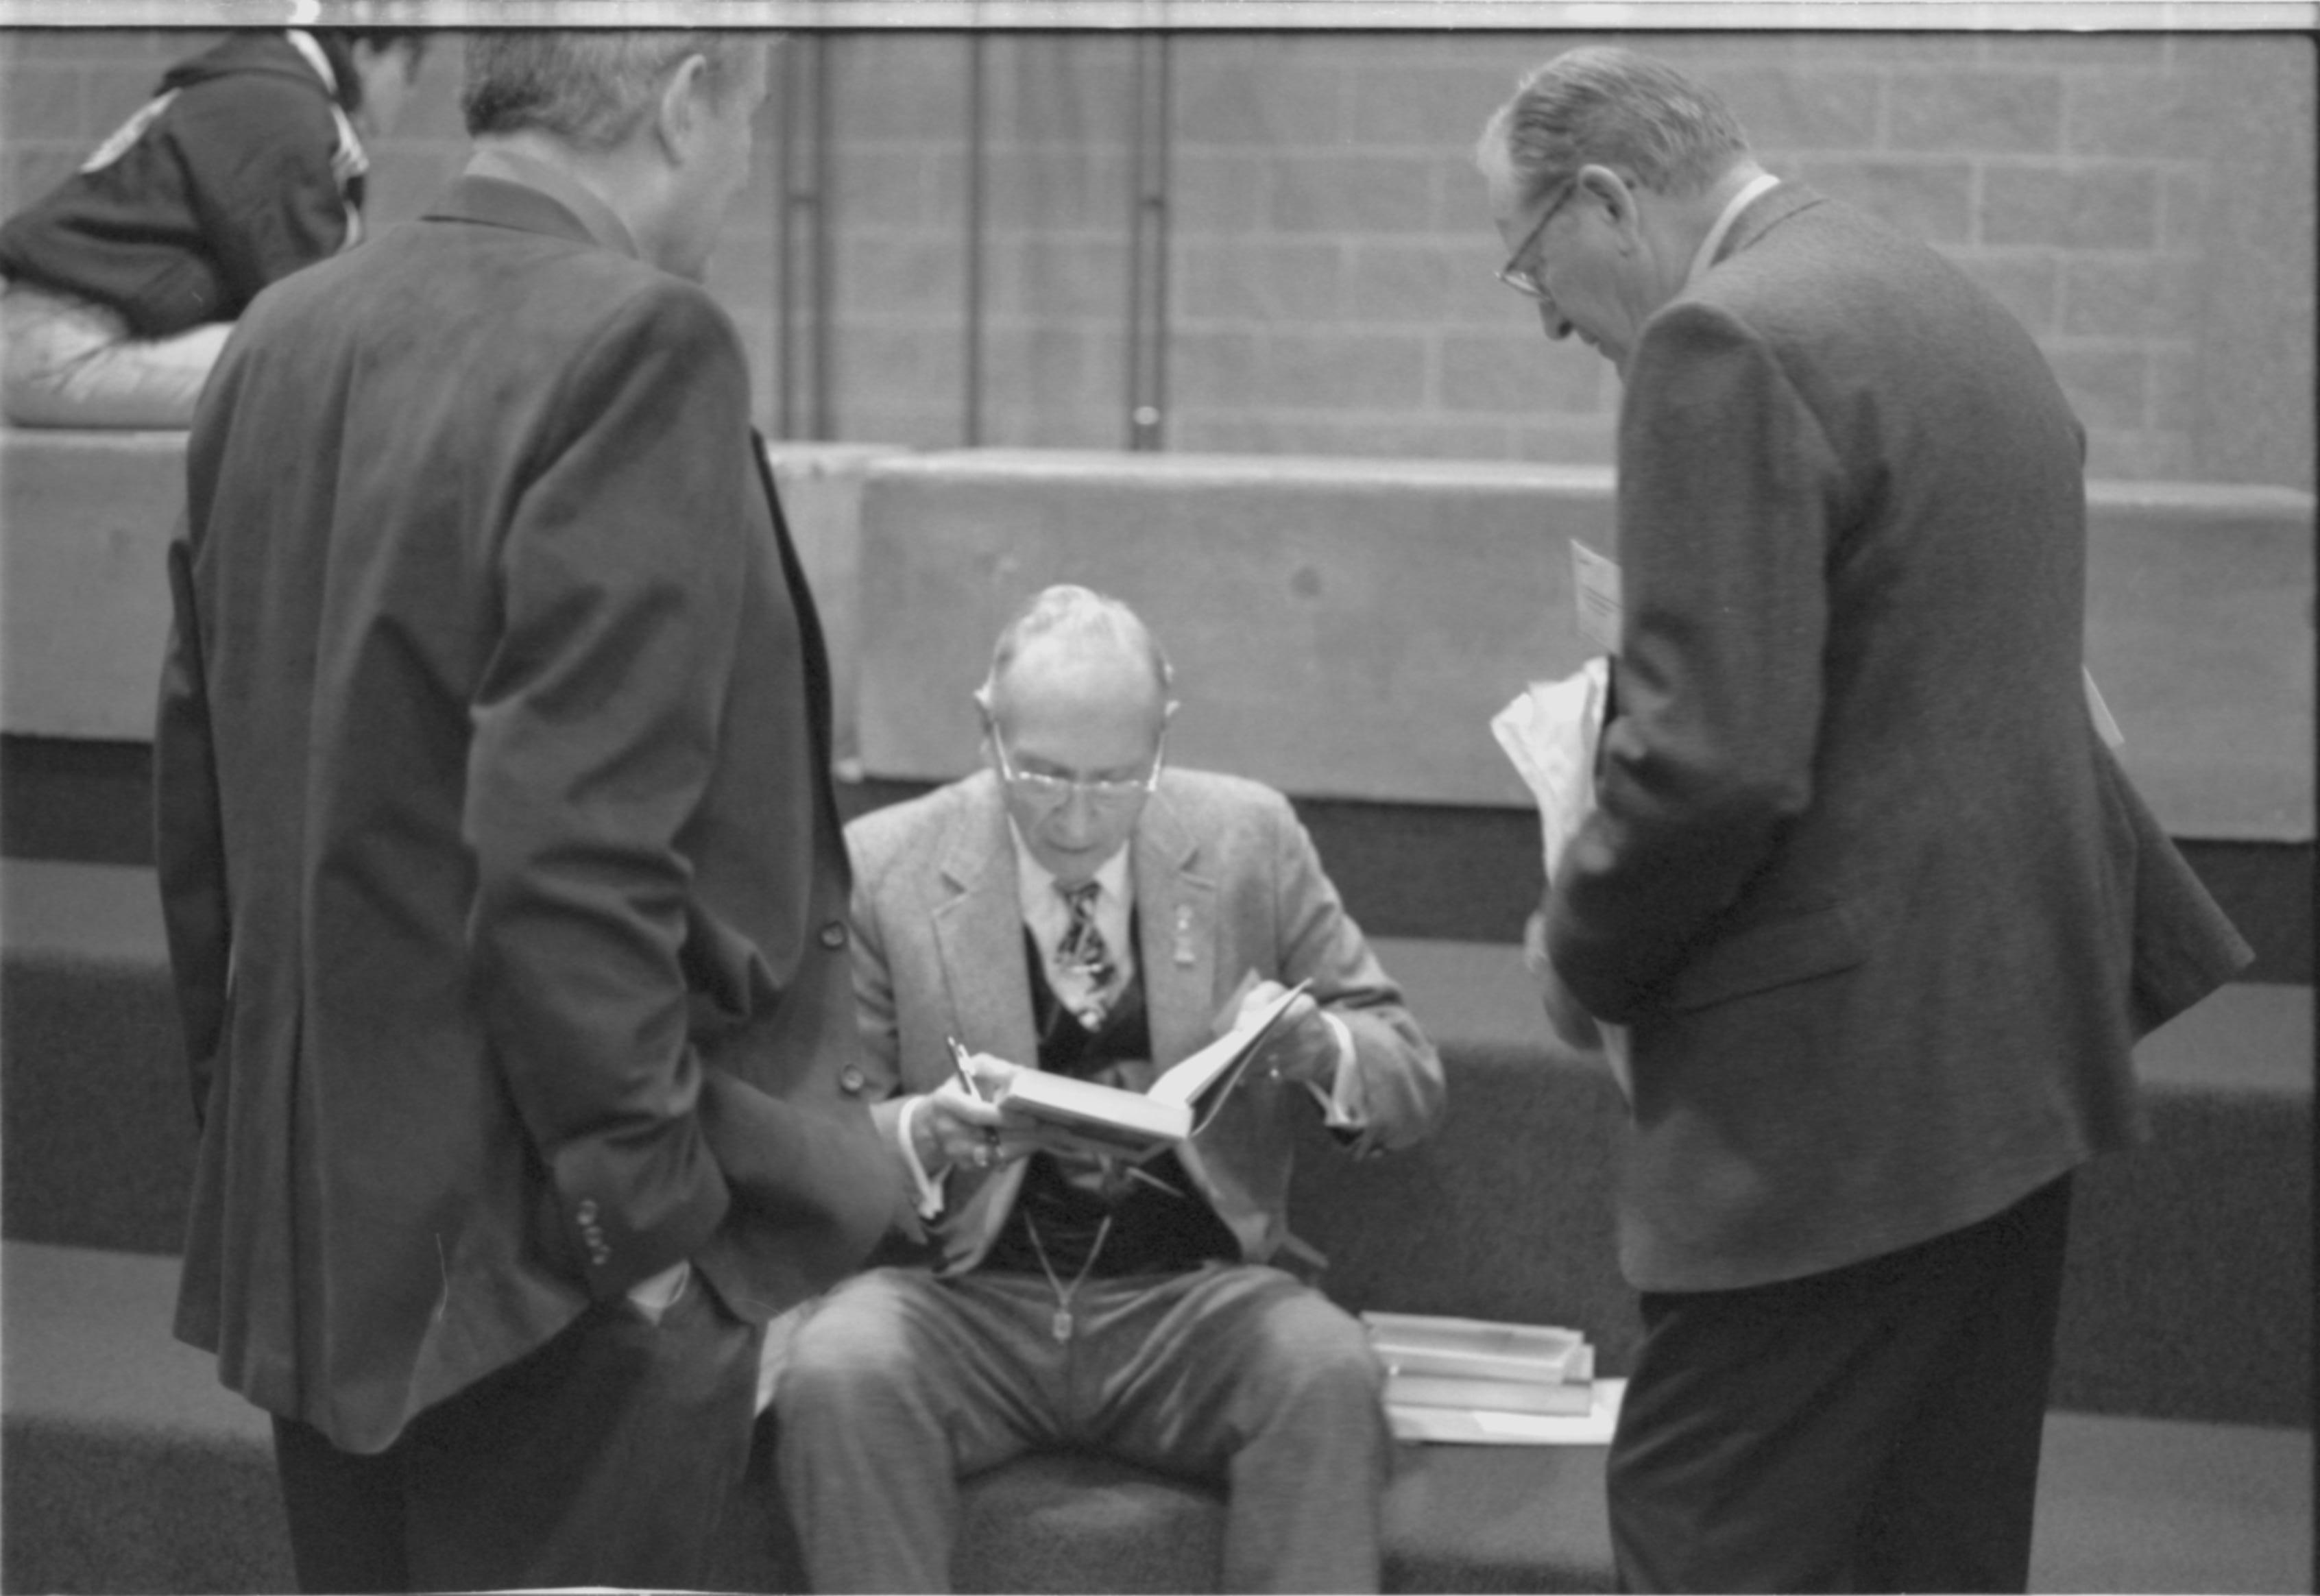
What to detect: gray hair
<box><xmin>977</xmin><ymin>585</ymin><xmax>1174</xmax><ymax>716</ymax></box>
<box><xmin>463</xmin><ymin>31</ymin><xmax>764</xmax><ymax>153</ymax></box>
<box><xmin>1477</xmin><ymin>46</ymin><xmax>1749</xmax><ymax>210</ymax></box>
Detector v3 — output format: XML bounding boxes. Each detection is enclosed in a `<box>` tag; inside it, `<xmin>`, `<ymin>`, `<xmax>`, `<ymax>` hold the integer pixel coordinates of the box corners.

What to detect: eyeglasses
<box><xmin>1495</xmin><ymin>179</ymin><xmax>1577</xmax><ymax>300</ymax></box>
<box><xmin>992</xmin><ymin>732</ymin><xmax>1164</xmax><ymax>812</ymax></box>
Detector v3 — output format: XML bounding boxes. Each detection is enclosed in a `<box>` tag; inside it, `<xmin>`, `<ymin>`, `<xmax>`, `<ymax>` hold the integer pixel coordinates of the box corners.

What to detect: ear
<box><xmin>653</xmin><ymin>51</ymin><xmax>712</xmax><ymax>164</ymax></box>
<box><xmin>1575</xmin><ymin>162</ymin><xmax>1639</xmax><ymax>235</ymax></box>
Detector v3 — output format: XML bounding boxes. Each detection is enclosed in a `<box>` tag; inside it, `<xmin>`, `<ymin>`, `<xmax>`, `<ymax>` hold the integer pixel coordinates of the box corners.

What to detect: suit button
<box><xmin>840</xmin><ymin>1065</ymin><xmax>867</xmax><ymax>1095</ymax></box>
<box><xmin>819</xmin><ymin>921</ymin><xmax>848</xmax><ymax>950</ymax></box>
<box><xmin>577</xmin><ymin>1199</ymin><xmax>599</xmax><ymax>1223</ymax></box>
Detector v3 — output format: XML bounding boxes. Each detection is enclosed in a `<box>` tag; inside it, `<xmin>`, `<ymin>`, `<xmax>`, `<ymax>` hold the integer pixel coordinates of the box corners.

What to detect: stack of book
<box><xmin>1362</xmin><ymin>1311</ymin><xmax>1621</xmax><ymax>1445</ymax></box>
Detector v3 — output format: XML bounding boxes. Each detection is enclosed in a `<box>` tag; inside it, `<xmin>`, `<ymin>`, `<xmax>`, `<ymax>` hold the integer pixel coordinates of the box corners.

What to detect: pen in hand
<box><xmin>947</xmin><ymin>1037</ymin><xmax>987</xmax><ymax>1102</ymax></box>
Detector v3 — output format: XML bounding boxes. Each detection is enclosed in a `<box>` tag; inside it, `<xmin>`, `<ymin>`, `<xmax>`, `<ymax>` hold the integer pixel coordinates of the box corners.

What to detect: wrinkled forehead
<box><xmin>989</xmin><ymin>634</ymin><xmax>1168</xmax><ymax>740</ymax></box>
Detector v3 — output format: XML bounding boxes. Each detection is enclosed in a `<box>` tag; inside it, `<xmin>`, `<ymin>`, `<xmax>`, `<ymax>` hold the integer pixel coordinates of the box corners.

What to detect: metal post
<box><xmin>775</xmin><ymin>34</ymin><xmax>834</xmax><ymax>440</ymax></box>
<box><xmin>964</xmin><ymin>33</ymin><xmax>988</xmax><ymax>447</ymax></box>
<box><xmin>1124</xmin><ymin>34</ymin><xmax>1172</xmax><ymax>452</ymax></box>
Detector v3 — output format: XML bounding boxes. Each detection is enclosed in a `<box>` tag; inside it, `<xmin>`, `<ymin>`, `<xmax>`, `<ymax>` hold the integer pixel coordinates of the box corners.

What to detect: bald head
<box><xmin>977</xmin><ymin>586</ymin><xmax>1177</xmax><ymax>886</ymax></box>
<box><xmin>978</xmin><ymin>585</ymin><xmax>1174</xmax><ymax>740</ymax></box>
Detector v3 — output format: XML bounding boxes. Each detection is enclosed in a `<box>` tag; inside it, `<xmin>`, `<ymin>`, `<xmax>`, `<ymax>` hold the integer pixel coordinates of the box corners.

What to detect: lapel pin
<box><xmin>1172</xmin><ymin>904</ymin><xmax>1197</xmax><ymax>966</ymax></box>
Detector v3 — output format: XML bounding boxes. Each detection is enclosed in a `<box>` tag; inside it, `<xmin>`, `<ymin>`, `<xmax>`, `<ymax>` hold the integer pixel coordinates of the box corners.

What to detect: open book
<box><xmin>992</xmin><ymin>980</ymin><xmax>1312</xmax><ymax>1159</ymax></box>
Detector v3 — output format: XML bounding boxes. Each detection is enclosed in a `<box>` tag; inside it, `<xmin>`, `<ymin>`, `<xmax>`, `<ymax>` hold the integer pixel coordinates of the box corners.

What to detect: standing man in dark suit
<box><xmin>154</xmin><ymin>32</ymin><xmax>892</xmax><ymax>1593</ymax></box>
<box><xmin>1475</xmin><ymin>47</ymin><xmax>2251</xmax><ymax>1593</ymax></box>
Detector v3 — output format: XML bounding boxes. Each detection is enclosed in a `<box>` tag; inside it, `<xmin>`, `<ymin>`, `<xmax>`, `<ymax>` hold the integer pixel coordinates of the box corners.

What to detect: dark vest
<box><xmin>978</xmin><ymin>921</ymin><xmax>1240</xmax><ymax>1279</ymax></box>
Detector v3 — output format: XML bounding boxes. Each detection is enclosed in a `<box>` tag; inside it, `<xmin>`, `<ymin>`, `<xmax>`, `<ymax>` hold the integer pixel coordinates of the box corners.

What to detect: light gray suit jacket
<box><xmin>845</xmin><ymin>768</ymin><xmax>1445</xmax><ymax>1277</ymax></box>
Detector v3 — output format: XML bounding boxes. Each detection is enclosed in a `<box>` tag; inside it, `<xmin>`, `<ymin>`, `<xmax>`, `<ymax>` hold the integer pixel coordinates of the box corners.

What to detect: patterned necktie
<box><xmin>1055</xmin><ymin>880</ymin><xmax>1117</xmax><ymax>1024</ymax></box>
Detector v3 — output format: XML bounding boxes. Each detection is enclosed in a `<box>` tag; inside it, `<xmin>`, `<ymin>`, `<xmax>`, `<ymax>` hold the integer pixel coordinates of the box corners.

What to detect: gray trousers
<box><xmin>774</xmin><ymin>1261</ymin><xmax>1389</xmax><ymax>1593</ymax></box>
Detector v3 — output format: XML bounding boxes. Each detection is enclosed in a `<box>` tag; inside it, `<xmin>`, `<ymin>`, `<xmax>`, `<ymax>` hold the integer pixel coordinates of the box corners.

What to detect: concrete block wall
<box><xmin>0</xmin><ymin>27</ymin><xmax>784</xmax><ymax>435</ymax></box>
<box><xmin>3</xmin><ymin>28</ymin><xmax>2308</xmax><ymax>491</ymax></box>
<box><xmin>797</xmin><ymin>29</ymin><xmax>2313</xmax><ymax>489</ymax></box>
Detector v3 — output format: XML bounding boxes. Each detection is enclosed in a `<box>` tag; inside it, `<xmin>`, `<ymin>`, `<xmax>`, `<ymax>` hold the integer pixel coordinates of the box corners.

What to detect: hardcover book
<box><xmin>1362</xmin><ymin>1311</ymin><xmax>1593</xmax><ymax>1384</ymax></box>
<box><xmin>993</xmin><ymin>980</ymin><xmax>1312</xmax><ymax>1159</ymax></box>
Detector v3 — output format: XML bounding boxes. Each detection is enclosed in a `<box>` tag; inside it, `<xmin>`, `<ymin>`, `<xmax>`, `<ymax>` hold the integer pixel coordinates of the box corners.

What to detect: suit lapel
<box><xmin>930</xmin><ymin>776</ymin><xmax>1041</xmax><ymax>1074</ymax></box>
<box><xmin>1132</xmin><ymin>783</ymin><xmax>1218</xmax><ymax>1073</ymax></box>
<box><xmin>749</xmin><ymin>436</ymin><xmax>836</xmax><ymax>776</ymax></box>
<box><xmin>926</xmin><ymin>777</ymin><xmax>1039</xmax><ymax>1270</ymax></box>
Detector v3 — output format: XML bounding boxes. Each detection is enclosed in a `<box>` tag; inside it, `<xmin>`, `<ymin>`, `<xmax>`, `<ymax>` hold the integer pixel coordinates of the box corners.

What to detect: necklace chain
<box><xmin>1023</xmin><ymin>1211</ymin><xmax>1114</xmax><ymax>1344</ymax></box>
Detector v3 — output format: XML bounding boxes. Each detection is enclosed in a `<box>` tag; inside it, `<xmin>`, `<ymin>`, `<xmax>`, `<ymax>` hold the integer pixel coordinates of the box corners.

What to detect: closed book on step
<box><xmin>1362</xmin><ymin>1311</ymin><xmax>1593</xmax><ymax>1385</ymax></box>
<box><xmin>1386</xmin><ymin>1371</ymin><xmax>1594</xmax><ymax>1415</ymax></box>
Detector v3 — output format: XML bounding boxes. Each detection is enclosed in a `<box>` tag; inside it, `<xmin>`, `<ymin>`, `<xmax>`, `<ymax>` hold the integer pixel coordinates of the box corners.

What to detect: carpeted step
<box><xmin>6</xmin><ymin>1240</ymin><xmax>2310</xmax><ymax>1596</ymax></box>
<box><xmin>3</xmin><ymin>859</ymin><xmax>2308</xmax><ymax>1429</ymax></box>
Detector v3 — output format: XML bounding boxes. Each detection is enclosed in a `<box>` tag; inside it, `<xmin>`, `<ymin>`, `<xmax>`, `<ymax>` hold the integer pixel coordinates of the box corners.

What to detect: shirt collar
<box><xmin>285</xmin><ymin>29</ymin><xmax>337</xmax><ymax>97</ymax></box>
<box><xmin>1009</xmin><ymin>817</ymin><xmax>1132</xmax><ymax>920</ymax></box>
<box><xmin>1685</xmin><ymin>172</ymin><xmax>1781</xmax><ymax>290</ymax></box>
<box><xmin>462</xmin><ymin>147</ymin><xmax>643</xmax><ymax>261</ymax></box>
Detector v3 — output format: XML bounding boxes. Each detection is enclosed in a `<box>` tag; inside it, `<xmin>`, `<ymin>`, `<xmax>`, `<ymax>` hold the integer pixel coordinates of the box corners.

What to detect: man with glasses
<box><xmin>1475</xmin><ymin>47</ymin><xmax>2249</xmax><ymax>1593</ymax></box>
<box><xmin>771</xmin><ymin>583</ymin><xmax>1445</xmax><ymax>1593</ymax></box>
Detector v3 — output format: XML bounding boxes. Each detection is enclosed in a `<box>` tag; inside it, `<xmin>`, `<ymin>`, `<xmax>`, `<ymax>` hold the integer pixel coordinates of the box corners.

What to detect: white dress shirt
<box><xmin>1686</xmin><ymin>172</ymin><xmax>1781</xmax><ymax>290</ymax></box>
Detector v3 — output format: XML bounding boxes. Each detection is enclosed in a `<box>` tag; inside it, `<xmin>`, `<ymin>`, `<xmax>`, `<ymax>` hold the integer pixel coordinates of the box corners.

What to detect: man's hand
<box><xmin>624</xmin><ymin>1259</ymin><xmax>690</xmax><ymax>1324</ymax></box>
<box><xmin>1525</xmin><ymin>909</ymin><xmax>1604</xmax><ymax>1052</ymax></box>
<box><xmin>912</xmin><ymin>1054</ymin><xmax>1036</xmax><ymax>1174</ymax></box>
<box><xmin>1231</xmin><ymin>978</ymin><xmax>1340</xmax><ymax>1087</ymax></box>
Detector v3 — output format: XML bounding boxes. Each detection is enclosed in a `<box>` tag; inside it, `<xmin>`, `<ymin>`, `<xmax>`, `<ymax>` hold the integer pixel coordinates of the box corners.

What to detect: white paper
<box><xmin>1490</xmin><ymin>657</ymin><xmax>1632</xmax><ymax>1101</ymax></box>
<box><xmin>1570</xmin><ymin>539</ymin><xmax>1623</xmax><ymax>655</ymax></box>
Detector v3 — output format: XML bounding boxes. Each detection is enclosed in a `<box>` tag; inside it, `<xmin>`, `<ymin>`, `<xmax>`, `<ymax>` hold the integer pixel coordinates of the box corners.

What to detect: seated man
<box><xmin>775</xmin><ymin>584</ymin><xmax>1445</xmax><ymax>1594</ymax></box>
<box><xmin>0</xmin><ymin>27</ymin><xmax>424</xmax><ymax>428</ymax></box>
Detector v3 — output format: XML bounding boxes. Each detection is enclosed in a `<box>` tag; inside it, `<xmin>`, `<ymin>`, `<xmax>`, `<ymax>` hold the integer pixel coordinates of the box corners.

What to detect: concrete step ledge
<box><xmin>851</xmin><ymin>448</ymin><xmax>2314</xmax><ymax>841</ymax></box>
<box><xmin>5</xmin><ymin>427</ymin><xmax>2310</xmax><ymax>838</ymax></box>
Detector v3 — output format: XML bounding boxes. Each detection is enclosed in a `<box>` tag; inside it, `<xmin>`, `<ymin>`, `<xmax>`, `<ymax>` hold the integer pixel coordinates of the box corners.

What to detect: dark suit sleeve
<box><xmin>1547</xmin><ymin>301</ymin><xmax>1844</xmax><ymax>1022</ymax></box>
<box><xmin>153</xmin><ymin>522</ymin><xmax>230</xmax><ymax>1127</ymax></box>
<box><xmin>463</xmin><ymin>284</ymin><xmax>750</xmax><ymax>1300</ymax></box>
<box><xmin>173</xmin><ymin>75</ymin><xmax>351</xmax><ymax>310</ymax></box>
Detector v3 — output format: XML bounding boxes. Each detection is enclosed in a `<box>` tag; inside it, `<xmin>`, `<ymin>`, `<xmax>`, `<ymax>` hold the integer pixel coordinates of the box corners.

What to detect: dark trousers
<box><xmin>271</xmin><ymin>1269</ymin><xmax>760</xmax><ymax>1594</ymax></box>
<box><xmin>1607</xmin><ymin>1174</ymin><xmax>2074</xmax><ymax>1594</ymax></box>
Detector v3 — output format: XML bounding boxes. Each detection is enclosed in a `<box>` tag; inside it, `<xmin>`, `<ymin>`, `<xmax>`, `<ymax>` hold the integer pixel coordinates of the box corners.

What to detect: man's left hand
<box><xmin>1234</xmin><ymin>979</ymin><xmax>1338</xmax><ymax>1087</ymax></box>
<box><xmin>1525</xmin><ymin>909</ymin><xmax>1603</xmax><ymax>1052</ymax></box>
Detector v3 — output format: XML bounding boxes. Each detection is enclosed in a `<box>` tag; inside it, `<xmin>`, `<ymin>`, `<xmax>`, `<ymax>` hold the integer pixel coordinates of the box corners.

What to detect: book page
<box><xmin>996</xmin><ymin>1070</ymin><xmax>1190</xmax><ymax>1151</ymax></box>
<box><xmin>1147</xmin><ymin>978</ymin><xmax>1311</xmax><ymax>1116</ymax></box>
<box><xmin>991</xmin><ymin>979</ymin><xmax>1311</xmax><ymax>1154</ymax></box>
<box><xmin>1363</xmin><ymin>1311</ymin><xmax>1589</xmax><ymax>1383</ymax></box>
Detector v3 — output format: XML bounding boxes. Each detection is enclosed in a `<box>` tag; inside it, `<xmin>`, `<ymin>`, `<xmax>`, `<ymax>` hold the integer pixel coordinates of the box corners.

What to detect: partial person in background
<box><xmin>772</xmin><ymin>584</ymin><xmax>1445</xmax><ymax>1593</ymax></box>
<box><xmin>0</xmin><ymin>27</ymin><xmax>425</xmax><ymax>428</ymax></box>
<box><xmin>155</xmin><ymin>31</ymin><xmax>891</xmax><ymax>1592</ymax></box>
<box><xmin>1475</xmin><ymin>45</ymin><xmax>2251</xmax><ymax>1593</ymax></box>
